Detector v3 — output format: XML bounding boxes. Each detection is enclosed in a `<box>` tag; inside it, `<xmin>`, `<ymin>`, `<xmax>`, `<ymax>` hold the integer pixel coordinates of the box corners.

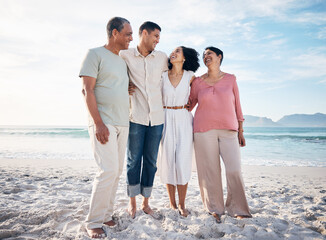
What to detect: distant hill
<box><xmin>244</xmin><ymin>115</ymin><xmax>280</xmax><ymax>127</ymax></box>
<box><xmin>277</xmin><ymin>113</ymin><xmax>326</xmax><ymax>127</ymax></box>
<box><xmin>244</xmin><ymin>113</ymin><xmax>326</xmax><ymax>127</ymax></box>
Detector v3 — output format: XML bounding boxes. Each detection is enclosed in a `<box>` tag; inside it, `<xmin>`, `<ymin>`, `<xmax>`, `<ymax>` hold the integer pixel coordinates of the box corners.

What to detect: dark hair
<box><xmin>204</xmin><ymin>46</ymin><xmax>224</xmax><ymax>65</ymax></box>
<box><xmin>106</xmin><ymin>17</ymin><xmax>130</xmax><ymax>38</ymax></box>
<box><xmin>139</xmin><ymin>21</ymin><xmax>161</xmax><ymax>36</ymax></box>
<box><xmin>168</xmin><ymin>46</ymin><xmax>200</xmax><ymax>72</ymax></box>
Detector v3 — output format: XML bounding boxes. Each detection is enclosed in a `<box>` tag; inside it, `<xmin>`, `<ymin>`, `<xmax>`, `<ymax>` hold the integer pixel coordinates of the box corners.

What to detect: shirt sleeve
<box><xmin>79</xmin><ymin>49</ymin><xmax>98</xmax><ymax>79</ymax></box>
<box><xmin>119</xmin><ymin>50</ymin><xmax>126</xmax><ymax>60</ymax></box>
<box><xmin>189</xmin><ymin>77</ymin><xmax>199</xmax><ymax>111</ymax></box>
<box><xmin>233</xmin><ymin>75</ymin><xmax>244</xmax><ymax>122</ymax></box>
<box><xmin>162</xmin><ymin>53</ymin><xmax>169</xmax><ymax>72</ymax></box>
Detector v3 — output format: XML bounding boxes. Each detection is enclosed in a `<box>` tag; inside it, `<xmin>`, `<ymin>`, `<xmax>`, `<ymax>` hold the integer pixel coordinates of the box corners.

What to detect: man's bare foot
<box><xmin>142</xmin><ymin>205</ymin><xmax>162</xmax><ymax>220</ymax></box>
<box><xmin>178</xmin><ymin>205</ymin><xmax>189</xmax><ymax>217</ymax></box>
<box><xmin>87</xmin><ymin>228</ymin><xmax>106</xmax><ymax>239</ymax></box>
<box><xmin>127</xmin><ymin>207</ymin><xmax>136</xmax><ymax>219</ymax></box>
<box><xmin>128</xmin><ymin>197</ymin><xmax>137</xmax><ymax>219</ymax></box>
<box><xmin>142</xmin><ymin>205</ymin><xmax>154</xmax><ymax>215</ymax></box>
<box><xmin>103</xmin><ymin>219</ymin><xmax>116</xmax><ymax>227</ymax></box>
<box><xmin>212</xmin><ymin>213</ymin><xmax>221</xmax><ymax>223</ymax></box>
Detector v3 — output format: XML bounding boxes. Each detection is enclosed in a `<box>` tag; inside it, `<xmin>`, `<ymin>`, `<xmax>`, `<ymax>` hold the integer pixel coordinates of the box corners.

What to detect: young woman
<box><xmin>158</xmin><ymin>46</ymin><xmax>199</xmax><ymax>217</ymax></box>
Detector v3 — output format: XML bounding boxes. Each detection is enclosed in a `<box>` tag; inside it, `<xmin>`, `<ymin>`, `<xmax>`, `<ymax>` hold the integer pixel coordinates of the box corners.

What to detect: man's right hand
<box><xmin>95</xmin><ymin>122</ymin><xmax>110</xmax><ymax>144</ymax></box>
<box><xmin>128</xmin><ymin>81</ymin><xmax>136</xmax><ymax>95</ymax></box>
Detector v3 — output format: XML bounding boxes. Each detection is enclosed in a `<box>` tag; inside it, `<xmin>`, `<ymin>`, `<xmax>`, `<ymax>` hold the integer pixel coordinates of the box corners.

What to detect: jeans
<box><xmin>126</xmin><ymin>121</ymin><xmax>163</xmax><ymax>198</ymax></box>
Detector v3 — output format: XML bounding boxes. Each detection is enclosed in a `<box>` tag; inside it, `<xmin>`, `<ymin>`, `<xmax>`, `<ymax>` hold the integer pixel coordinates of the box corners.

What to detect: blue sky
<box><xmin>0</xmin><ymin>0</ymin><xmax>325</xmax><ymax>125</ymax></box>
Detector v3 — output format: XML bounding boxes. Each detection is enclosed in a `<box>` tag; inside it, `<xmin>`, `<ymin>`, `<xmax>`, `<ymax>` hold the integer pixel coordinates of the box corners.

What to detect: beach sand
<box><xmin>0</xmin><ymin>158</ymin><xmax>325</xmax><ymax>240</ymax></box>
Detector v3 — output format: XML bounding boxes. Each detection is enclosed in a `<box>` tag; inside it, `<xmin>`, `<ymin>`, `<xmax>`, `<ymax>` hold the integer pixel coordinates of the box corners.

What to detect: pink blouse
<box><xmin>189</xmin><ymin>73</ymin><xmax>244</xmax><ymax>133</ymax></box>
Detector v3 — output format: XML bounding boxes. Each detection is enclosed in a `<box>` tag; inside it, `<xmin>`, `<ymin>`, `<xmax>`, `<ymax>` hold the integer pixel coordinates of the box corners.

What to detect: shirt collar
<box><xmin>134</xmin><ymin>47</ymin><xmax>157</xmax><ymax>57</ymax></box>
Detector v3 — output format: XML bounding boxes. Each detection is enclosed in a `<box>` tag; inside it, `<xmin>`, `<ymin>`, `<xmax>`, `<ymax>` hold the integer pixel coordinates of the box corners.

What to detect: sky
<box><xmin>0</xmin><ymin>0</ymin><xmax>325</xmax><ymax>126</ymax></box>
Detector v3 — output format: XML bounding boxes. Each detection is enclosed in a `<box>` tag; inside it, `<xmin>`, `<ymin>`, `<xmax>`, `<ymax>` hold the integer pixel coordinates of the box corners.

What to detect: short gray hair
<box><xmin>106</xmin><ymin>17</ymin><xmax>130</xmax><ymax>38</ymax></box>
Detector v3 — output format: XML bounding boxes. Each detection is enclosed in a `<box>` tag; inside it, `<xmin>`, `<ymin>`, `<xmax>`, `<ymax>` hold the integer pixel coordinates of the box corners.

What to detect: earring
<box><xmin>183</xmin><ymin>59</ymin><xmax>185</xmax><ymax>62</ymax></box>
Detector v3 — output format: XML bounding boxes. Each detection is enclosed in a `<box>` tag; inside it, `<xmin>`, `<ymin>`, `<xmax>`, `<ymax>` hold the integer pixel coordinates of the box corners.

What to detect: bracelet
<box><xmin>238</xmin><ymin>129</ymin><xmax>244</xmax><ymax>132</ymax></box>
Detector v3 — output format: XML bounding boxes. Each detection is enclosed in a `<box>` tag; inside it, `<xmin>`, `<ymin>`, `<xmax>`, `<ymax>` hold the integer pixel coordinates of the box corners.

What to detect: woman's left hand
<box><xmin>238</xmin><ymin>131</ymin><xmax>246</xmax><ymax>147</ymax></box>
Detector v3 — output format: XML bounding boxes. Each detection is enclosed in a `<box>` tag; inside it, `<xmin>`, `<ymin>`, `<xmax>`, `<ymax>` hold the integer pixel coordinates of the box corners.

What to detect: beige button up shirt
<box><xmin>120</xmin><ymin>48</ymin><xmax>168</xmax><ymax>126</ymax></box>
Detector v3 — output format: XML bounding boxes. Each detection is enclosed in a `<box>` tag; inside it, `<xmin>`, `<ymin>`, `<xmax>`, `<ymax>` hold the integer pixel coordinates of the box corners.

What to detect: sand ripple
<box><xmin>0</xmin><ymin>164</ymin><xmax>325</xmax><ymax>239</ymax></box>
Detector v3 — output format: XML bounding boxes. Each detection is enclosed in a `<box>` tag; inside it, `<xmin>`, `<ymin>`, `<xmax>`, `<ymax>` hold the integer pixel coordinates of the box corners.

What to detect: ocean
<box><xmin>0</xmin><ymin>126</ymin><xmax>325</xmax><ymax>167</ymax></box>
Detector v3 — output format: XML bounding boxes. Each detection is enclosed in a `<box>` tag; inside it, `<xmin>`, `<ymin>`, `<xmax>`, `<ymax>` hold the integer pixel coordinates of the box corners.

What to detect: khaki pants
<box><xmin>85</xmin><ymin>124</ymin><xmax>129</xmax><ymax>230</ymax></box>
<box><xmin>194</xmin><ymin>129</ymin><xmax>251</xmax><ymax>217</ymax></box>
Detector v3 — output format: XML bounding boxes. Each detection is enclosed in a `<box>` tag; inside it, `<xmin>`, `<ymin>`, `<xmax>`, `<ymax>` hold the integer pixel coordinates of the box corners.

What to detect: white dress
<box><xmin>158</xmin><ymin>70</ymin><xmax>194</xmax><ymax>185</ymax></box>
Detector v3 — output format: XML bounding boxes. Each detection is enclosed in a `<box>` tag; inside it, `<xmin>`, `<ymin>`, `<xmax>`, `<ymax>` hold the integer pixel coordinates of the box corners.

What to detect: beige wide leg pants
<box><xmin>194</xmin><ymin>129</ymin><xmax>251</xmax><ymax>217</ymax></box>
<box><xmin>85</xmin><ymin>123</ymin><xmax>129</xmax><ymax>230</ymax></box>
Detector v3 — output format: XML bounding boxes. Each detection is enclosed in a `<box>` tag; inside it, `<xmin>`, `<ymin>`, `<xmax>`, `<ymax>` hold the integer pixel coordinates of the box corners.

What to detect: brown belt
<box><xmin>163</xmin><ymin>105</ymin><xmax>187</xmax><ymax>110</ymax></box>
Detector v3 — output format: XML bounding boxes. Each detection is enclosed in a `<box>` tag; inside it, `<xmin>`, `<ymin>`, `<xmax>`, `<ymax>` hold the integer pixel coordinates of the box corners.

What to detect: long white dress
<box><xmin>158</xmin><ymin>70</ymin><xmax>194</xmax><ymax>185</ymax></box>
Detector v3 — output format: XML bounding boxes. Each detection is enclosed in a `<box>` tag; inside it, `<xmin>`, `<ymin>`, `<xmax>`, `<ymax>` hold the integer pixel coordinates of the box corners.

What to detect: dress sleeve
<box><xmin>187</xmin><ymin>71</ymin><xmax>195</xmax><ymax>85</ymax></box>
<box><xmin>233</xmin><ymin>75</ymin><xmax>244</xmax><ymax>122</ymax></box>
<box><xmin>160</xmin><ymin>71</ymin><xmax>167</xmax><ymax>95</ymax></box>
<box><xmin>189</xmin><ymin>77</ymin><xmax>199</xmax><ymax>111</ymax></box>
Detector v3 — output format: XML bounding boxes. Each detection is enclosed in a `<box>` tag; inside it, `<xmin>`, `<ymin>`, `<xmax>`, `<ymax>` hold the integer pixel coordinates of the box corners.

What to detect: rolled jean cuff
<box><xmin>141</xmin><ymin>186</ymin><xmax>152</xmax><ymax>198</ymax></box>
<box><xmin>127</xmin><ymin>184</ymin><xmax>141</xmax><ymax>197</ymax></box>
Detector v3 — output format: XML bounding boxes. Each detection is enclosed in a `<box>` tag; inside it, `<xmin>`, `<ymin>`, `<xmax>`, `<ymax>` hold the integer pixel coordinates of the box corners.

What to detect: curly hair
<box><xmin>168</xmin><ymin>46</ymin><xmax>200</xmax><ymax>72</ymax></box>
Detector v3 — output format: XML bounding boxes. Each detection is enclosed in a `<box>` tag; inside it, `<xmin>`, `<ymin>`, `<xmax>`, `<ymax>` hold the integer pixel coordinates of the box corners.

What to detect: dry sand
<box><xmin>0</xmin><ymin>158</ymin><xmax>325</xmax><ymax>240</ymax></box>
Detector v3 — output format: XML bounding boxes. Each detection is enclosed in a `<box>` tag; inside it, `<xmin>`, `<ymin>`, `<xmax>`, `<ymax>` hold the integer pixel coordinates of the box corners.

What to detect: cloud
<box><xmin>184</xmin><ymin>36</ymin><xmax>206</xmax><ymax>46</ymax></box>
<box><xmin>292</xmin><ymin>12</ymin><xmax>326</xmax><ymax>25</ymax></box>
<box><xmin>318</xmin><ymin>79</ymin><xmax>326</xmax><ymax>84</ymax></box>
<box><xmin>269</xmin><ymin>38</ymin><xmax>287</xmax><ymax>46</ymax></box>
<box><xmin>287</xmin><ymin>51</ymin><xmax>326</xmax><ymax>80</ymax></box>
<box><xmin>248</xmin><ymin>84</ymin><xmax>288</xmax><ymax>94</ymax></box>
<box><xmin>222</xmin><ymin>64</ymin><xmax>266</xmax><ymax>82</ymax></box>
<box><xmin>0</xmin><ymin>0</ymin><xmax>325</xmax><ymax>125</ymax></box>
<box><xmin>261</xmin><ymin>33</ymin><xmax>284</xmax><ymax>40</ymax></box>
<box><xmin>317</xmin><ymin>27</ymin><xmax>326</xmax><ymax>39</ymax></box>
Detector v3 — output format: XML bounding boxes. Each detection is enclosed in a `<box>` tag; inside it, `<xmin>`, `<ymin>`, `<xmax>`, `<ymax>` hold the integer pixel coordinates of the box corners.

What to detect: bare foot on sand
<box><xmin>170</xmin><ymin>204</ymin><xmax>177</xmax><ymax>210</ymax></box>
<box><xmin>142</xmin><ymin>205</ymin><xmax>154</xmax><ymax>215</ymax></box>
<box><xmin>212</xmin><ymin>213</ymin><xmax>221</xmax><ymax>223</ymax></box>
<box><xmin>127</xmin><ymin>207</ymin><xmax>137</xmax><ymax>219</ymax></box>
<box><xmin>142</xmin><ymin>205</ymin><xmax>162</xmax><ymax>220</ymax></box>
<box><xmin>87</xmin><ymin>228</ymin><xmax>106</xmax><ymax>239</ymax></box>
<box><xmin>103</xmin><ymin>219</ymin><xmax>116</xmax><ymax>227</ymax></box>
<box><xmin>128</xmin><ymin>197</ymin><xmax>137</xmax><ymax>219</ymax></box>
<box><xmin>178</xmin><ymin>205</ymin><xmax>189</xmax><ymax>217</ymax></box>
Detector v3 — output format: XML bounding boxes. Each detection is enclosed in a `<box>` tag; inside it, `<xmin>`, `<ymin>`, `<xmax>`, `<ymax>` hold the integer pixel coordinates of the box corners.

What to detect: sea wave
<box><xmin>0</xmin><ymin>128</ymin><xmax>89</xmax><ymax>138</ymax></box>
<box><xmin>245</xmin><ymin>134</ymin><xmax>326</xmax><ymax>142</ymax></box>
<box><xmin>1</xmin><ymin>127</ymin><xmax>326</xmax><ymax>142</ymax></box>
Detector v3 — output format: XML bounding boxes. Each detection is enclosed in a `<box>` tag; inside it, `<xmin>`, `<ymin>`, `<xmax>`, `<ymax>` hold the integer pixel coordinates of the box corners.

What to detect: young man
<box><xmin>79</xmin><ymin>17</ymin><xmax>133</xmax><ymax>238</ymax></box>
<box><xmin>120</xmin><ymin>21</ymin><xmax>168</xmax><ymax>219</ymax></box>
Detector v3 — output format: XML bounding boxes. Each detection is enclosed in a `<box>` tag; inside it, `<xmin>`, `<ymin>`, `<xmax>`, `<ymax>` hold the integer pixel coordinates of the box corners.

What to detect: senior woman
<box><xmin>189</xmin><ymin>46</ymin><xmax>251</xmax><ymax>223</ymax></box>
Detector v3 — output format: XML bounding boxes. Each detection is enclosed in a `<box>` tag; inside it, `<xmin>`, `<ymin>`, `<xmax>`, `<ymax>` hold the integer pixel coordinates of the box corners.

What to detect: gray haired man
<box><xmin>79</xmin><ymin>17</ymin><xmax>133</xmax><ymax>238</ymax></box>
